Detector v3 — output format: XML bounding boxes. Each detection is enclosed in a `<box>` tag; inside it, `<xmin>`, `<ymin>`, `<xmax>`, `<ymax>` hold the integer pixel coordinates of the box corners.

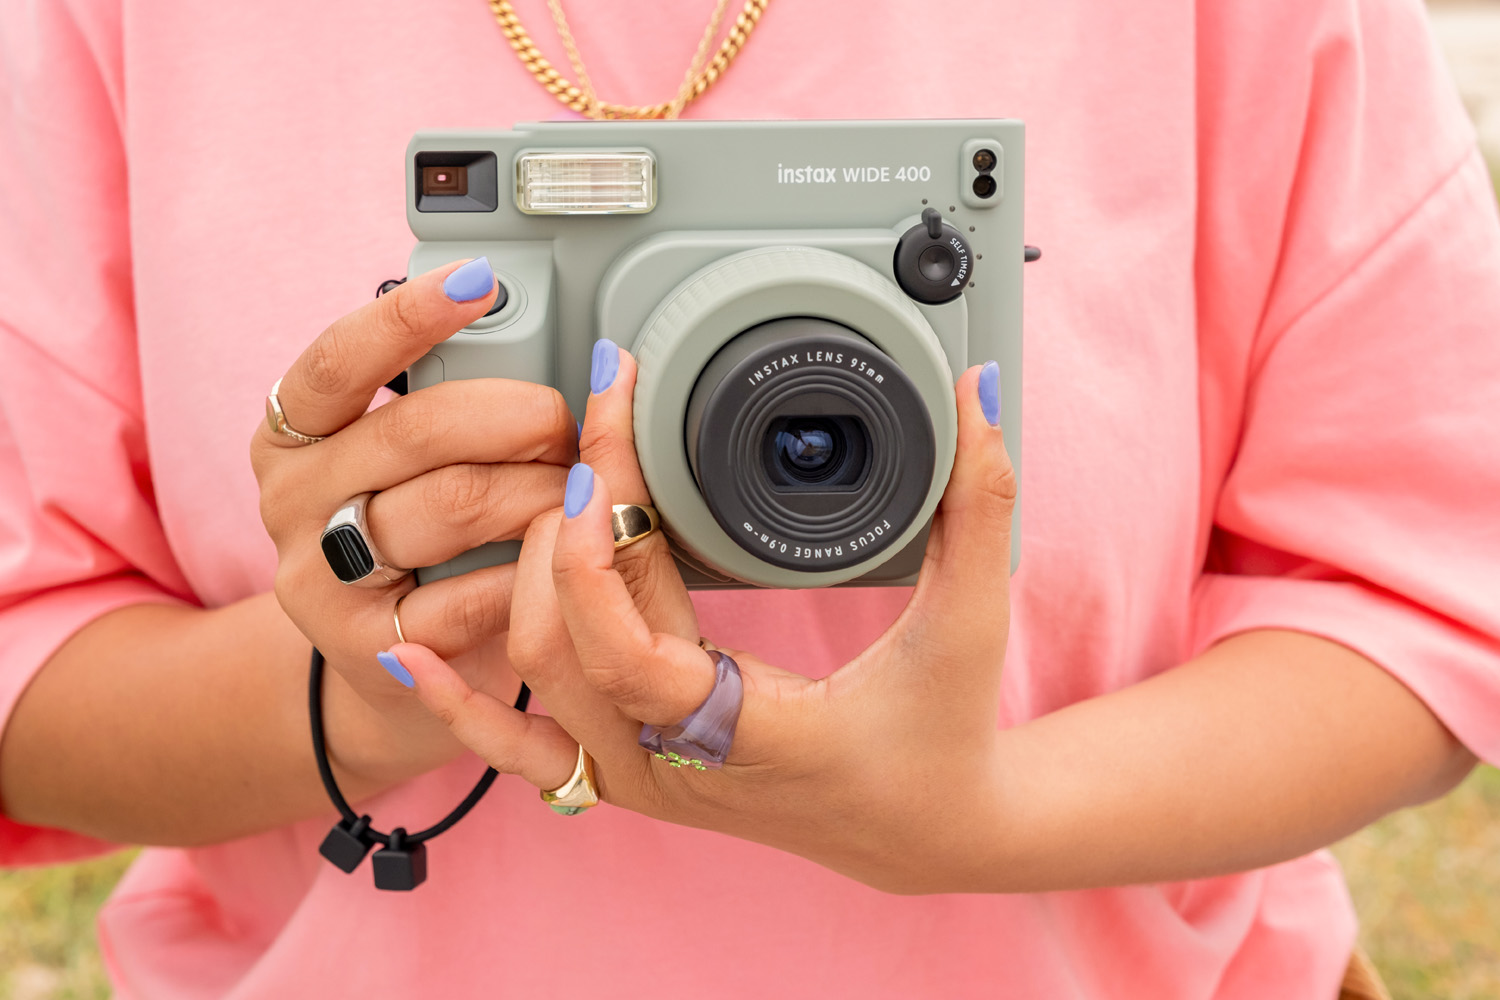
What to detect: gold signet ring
<box><xmin>611</xmin><ymin>504</ymin><xmax>660</xmax><ymax>550</ymax></box>
<box><xmin>540</xmin><ymin>744</ymin><xmax>600</xmax><ymax>816</ymax></box>
<box><xmin>264</xmin><ymin>377</ymin><xmax>328</xmax><ymax>445</ymax></box>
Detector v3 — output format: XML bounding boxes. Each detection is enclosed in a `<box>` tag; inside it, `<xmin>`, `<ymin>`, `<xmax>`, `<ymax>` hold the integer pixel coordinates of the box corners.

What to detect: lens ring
<box><xmin>630</xmin><ymin>244</ymin><xmax>959</xmax><ymax>588</ymax></box>
<box><xmin>688</xmin><ymin>319</ymin><xmax>936</xmax><ymax>571</ymax></box>
<box><xmin>730</xmin><ymin>373</ymin><xmax>905</xmax><ymax>538</ymax></box>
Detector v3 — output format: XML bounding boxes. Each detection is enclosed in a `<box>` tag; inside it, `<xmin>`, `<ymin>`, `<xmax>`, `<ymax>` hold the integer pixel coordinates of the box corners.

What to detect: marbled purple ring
<box><xmin>638</xmin><ymin>650</ymin><xmax>742</xmax><ymax>770</ymax></box>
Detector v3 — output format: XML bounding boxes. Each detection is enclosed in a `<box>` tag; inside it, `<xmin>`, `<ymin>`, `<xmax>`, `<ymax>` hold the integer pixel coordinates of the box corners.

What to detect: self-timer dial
<box><xmin>893</xmin><ymin>207</ymin><xmax>973</xmax><ymax>305</ymax></box>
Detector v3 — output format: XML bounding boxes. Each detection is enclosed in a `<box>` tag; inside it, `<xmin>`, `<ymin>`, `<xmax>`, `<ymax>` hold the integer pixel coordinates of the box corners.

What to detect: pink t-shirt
<box><xmin>3</xmin><ymin>0</ymin><xmax>1499</xmax><ymax>996</ymax></box>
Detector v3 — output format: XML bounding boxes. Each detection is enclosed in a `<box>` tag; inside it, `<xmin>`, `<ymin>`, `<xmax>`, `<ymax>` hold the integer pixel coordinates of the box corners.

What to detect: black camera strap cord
<box><xmin>308</xmin><ymin>646</ymin><xmax>531</xmax><ymax>890</ymax></box>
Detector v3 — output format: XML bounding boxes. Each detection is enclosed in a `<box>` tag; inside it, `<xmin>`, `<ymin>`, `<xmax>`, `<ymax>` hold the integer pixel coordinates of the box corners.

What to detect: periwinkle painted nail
<box><xmin>978</xmin><ymin>360</ymin><xmax>1002</xmax><ymax>427</ymax></box>
<box><xmin>443</xmin><ymin>257</ymin><xmax>495</xmax><ymax>303</ymax></box>
<box><xmin>377</xmin><ymin>650</ymin><xmax>415</xmax><ymax>689</ymax></box>
<box><xmin>590</xmin><ymin>339</ymin><xmax>620</xmax><ymax>394</ymax></box>
<box><xmin>564</xmin><ymin>463</ymin><xmax>595</xmax><ymax>518</ymax></box>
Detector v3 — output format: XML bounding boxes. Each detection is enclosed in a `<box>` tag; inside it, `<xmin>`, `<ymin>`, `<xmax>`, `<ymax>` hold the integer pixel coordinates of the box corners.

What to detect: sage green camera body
<box><xmin>405</xmin><ymin>119</ymin><xmax>1025</xmax><ymax>589</ymax></box>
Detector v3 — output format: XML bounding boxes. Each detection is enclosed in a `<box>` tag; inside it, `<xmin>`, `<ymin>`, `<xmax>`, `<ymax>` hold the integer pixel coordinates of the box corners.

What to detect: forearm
<box><xmin>0</xmin><ymin>595</ymin><xmax>465</xmax><ymax>846</ymax></box>
<box><xmin>943</xmin><ymin>629</ymin><xmax>1476</xmax><ymax>894</ymax></box>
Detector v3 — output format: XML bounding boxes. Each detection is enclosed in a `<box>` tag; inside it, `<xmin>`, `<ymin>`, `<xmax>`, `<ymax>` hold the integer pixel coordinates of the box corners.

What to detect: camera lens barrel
<box><xmin>630</xmin><ymin>245</ymin><xmax>958</xmax><ymax>589</ymax></box>
<box><xmin>685</xmin><ymin>319</ymin><xmax>936</xmax><ymax>572</ymax></box>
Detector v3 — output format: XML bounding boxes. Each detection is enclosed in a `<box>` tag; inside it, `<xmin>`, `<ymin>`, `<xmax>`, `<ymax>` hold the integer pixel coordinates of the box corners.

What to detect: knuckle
<box><xmin>374</xmin><ymin>398</ymin><xmax>437</xmax><ymax>459</ymax></box>
<box><xmin>301</xmin><ymin>335</ymin><xmax>351</xmax><ymax>399</ymax></box>
<box><xmin>506</xmin><ymin>628</ymin><xmax>548</xmax><ymax>677</ymax></box>
<box><xmin>257</xmin><ymin>486</ymin><xmax>284</xmax><ymax>535</ymax></box>
<box><xmin>272</xmin><ymin>566</ymin><xmax>295</xmax><ymax>612</ymax></box>
<box><xmin>550</xmin><ymin>545</ymin><xmax>595</xmax><ymax>588</ymax></box>
<box><xmin>583</xmin><ymin>658</ymin><xmax>648</xmax><ymax>707</ymax></box>
<box><xmin>381</xmin><ymin>285</ymin><xmax>428</xmax><ymax>343</ymax></box>
<box><xmin>272</xmin><ymin>557</ymin><xmax>318</xmax><ymax>619</ymax></box>
<box><xmin>583</xmin><ymin>428</ymin><xmax>637</xmax><ymax>473</ymax></box>
<box><xmin>444</xmin><ymin>584</ymin><xmax>507</xmax><ymax>642</ymax></box>
<box><xmin>428</xmin><ymin>464</ymin><xmax>496</xmax><ymax>531</ymax></box>
<box><xmin>985</xmin><ymin>460</ymin><xmax>1019</xmax><ymax>508</ymax></box>
<box><xmin>255</xmin><ymin>464</ymin><xmax>291</xmax><ymax>530</ymax></box>
<box><xmin>249</xmin><ymin>433</ymin><xmax>272</xmax><ymax>481</ymax></box>
<box><xmin>507</xmin><ymin>623</ymin><xmax>564</xmax><ymax>682</ymax></box>
<box><xmin>540</xmin><ymin>385</ymin><xmax>574</xmax><ymax>437</ymax></box>
<box><xmin>516</xmin><ymin>384</ymin><xmax>573</xmax><ymax>452</ymax></box>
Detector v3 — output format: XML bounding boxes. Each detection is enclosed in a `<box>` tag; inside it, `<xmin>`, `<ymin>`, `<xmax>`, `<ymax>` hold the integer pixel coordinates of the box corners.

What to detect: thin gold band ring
<box><xmin>393</xmin><ymin>592</ymin><xmax>412</xmax><ymax>645</ymax></box>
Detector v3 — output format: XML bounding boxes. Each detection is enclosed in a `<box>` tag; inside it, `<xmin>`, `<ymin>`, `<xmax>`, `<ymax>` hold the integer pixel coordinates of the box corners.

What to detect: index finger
<box><xmin>552</xmin><ymin>463</ymin><xmax>714</xmax><ymax>727</ymax></box>
<box><xmin>264</xmin><ymin>257</ymin><xmax>499</xmax><ymax>443</ymax></box>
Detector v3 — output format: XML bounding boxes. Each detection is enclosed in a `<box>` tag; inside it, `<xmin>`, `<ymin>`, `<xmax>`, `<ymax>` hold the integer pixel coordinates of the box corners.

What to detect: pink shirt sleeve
<box><xmin>0</xmin><ymin>0</ymin><xmax>195</xmax><ymax>863</ymax></box>
<box><xmin>1193</xmin><ymin>1</ymin><xmax>1500</xmax><ymax>764</ymax></box>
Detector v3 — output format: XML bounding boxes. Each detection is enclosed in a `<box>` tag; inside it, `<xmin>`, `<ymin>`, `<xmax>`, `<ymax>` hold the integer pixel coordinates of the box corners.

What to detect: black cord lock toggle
<box><xmin>309</xmin><ymin>647</ymin><xmax>528</xmax><ymax>892</ymax></box>
<box><xmin>372</xmin><ymin>827</ymin><xmax>428</xmax><ymax>892</ymax></box>
<box><xmin>318</xmin><ymin>814</ymin><xmax>374</xmax><ymax>874</ymax></box>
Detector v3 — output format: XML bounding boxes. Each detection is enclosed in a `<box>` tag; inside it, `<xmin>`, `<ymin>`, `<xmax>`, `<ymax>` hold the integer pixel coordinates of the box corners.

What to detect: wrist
<box><xmin>884</xmin><ymin>738</ymin><xmax>1022</xmax><ymax>896</ymax></box>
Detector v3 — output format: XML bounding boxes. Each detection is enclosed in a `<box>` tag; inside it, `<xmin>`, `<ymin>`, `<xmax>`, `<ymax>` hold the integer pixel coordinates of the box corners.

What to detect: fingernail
<box><xmin>590</xmin><ymin>339</ymin><xmax>620</xmax><ymax>394</ymax></box>
<box><xmin>576</xmin><ymin>420</ymin><xmax>583</xmax><ymax>442</ymax></box>
<box><xmin>443</xmin><ymin>257</ymin><xmax>495</xmax><ymax>303</ymax></box>
<box><xmin>978</xmin><ymin>361</ymin><xmax>1002</xmax><ymax>427</ymax></box>
<box><xmin>377</xmin><ymin>650</ymin><xmax>415</xmax><ymax>688</ymax></box>
<box><xmin>564</xmin><ymin>462</ymin><xmax>594</xmax><ymax>518</ymax></box>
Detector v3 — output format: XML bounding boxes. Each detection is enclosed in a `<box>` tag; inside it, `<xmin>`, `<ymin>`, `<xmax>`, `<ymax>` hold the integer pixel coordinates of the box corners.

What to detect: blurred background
<box><xmin>2</xmin><ymin>3</ymin><xmax>1498</xmax><ymax>998</ymax></box>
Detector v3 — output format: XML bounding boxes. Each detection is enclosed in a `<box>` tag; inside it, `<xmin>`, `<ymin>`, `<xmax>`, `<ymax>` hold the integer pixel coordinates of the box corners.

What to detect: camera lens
<box><xmin>684</xmin><ymin>318</ymin><xmax>935</xmax><ymax>572</ymax></box>
<box><xmin>775</xmin><ymin>420</ymin><xmax>840</xmax><ymax>480</ymax></box>
<box><xmin>972</xmin><ymin>148</ymin><xmax>997</xmax><ymax>173</ymax></box>
<box><xmin>972</xmin><ymin>174</ymin><xmax>998</xmax><ymax>199</ymax></box>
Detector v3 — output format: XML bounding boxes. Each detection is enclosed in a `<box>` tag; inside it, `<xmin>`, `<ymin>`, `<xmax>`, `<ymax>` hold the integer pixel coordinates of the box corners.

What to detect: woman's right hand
<box><xmin>250</xmin><ymin>258</ymin><xmax>579</xmax><ymax>789</ymax></box>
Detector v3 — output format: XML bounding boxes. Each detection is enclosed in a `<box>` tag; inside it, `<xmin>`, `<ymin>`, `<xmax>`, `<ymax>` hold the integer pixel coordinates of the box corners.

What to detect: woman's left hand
<box><xmin>394</xmin><ymin>344</ymin><xmax>1017</xmax><ymax>893</ymax></box>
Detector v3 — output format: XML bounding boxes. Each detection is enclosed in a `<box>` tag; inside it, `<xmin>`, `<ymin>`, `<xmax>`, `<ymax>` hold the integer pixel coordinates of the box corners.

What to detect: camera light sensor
<box><xmin>515</xmin><ymin>151</ymin><xmax>656</xmax><ymax>214</ymax></box>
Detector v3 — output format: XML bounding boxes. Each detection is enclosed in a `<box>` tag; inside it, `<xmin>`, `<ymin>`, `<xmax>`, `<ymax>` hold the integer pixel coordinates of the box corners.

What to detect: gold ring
<box><xmin>611</xmin><ymin>503</ymin><xmax>660</xmax><ymax>550</ymax></box>
<box><xmin>540</xmin><ymin>744</ymin><xmax>599</xmax><ymax>816</ymax></box>
<box><xmin>265</xmin><ymin>377</ymin><xmax>328</xmax><ymax>445</ymax></box>
<box><xmin>393</xmin><ymin>592</ymin><xmax>412</xmax><ymax>645</ymax></box>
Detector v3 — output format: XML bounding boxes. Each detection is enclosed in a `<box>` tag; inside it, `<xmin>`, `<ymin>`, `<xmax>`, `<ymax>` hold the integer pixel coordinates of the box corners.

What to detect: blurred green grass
<box><xmin>0</xmin><ymin>768</ymin><xmax>1497</xmax><ymax>998</ymax></box>
<box><xmin>1334</xmin><ymin>765</ymin><xmax>1500</xmax><ymax>998</ymax></box>
<box><xmin>0</xmin><ymin>851</ymin><xmax>133</xmax><ymax>1000</ymax></box>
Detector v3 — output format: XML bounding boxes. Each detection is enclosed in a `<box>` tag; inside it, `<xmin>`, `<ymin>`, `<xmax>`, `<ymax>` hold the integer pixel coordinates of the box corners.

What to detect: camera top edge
<box><xmin>405</xmin><ymin>118</ymin><xmax>1026</xmax><ymax>236</ymax></box>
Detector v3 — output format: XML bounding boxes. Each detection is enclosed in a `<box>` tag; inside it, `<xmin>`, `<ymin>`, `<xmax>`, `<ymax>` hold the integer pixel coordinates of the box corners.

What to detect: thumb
<box><xmin>902</xmin><ymin>361</ymin><xmax>1017</xmax><ymax>656</ymax></box>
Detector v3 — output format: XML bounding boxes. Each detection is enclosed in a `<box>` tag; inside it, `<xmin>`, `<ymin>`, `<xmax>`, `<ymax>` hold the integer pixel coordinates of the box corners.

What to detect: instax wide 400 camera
<box><xmin>404</xmin><ymin>119</ymin><xmax>1028</xmax><ymax>589</ymax></box>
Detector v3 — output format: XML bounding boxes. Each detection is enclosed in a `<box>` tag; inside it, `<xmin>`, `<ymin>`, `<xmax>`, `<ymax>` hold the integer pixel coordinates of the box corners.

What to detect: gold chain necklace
<box><xmin>486</xmin><ymin>0</ymin><xmax>771</xmax><ymax>119</ymax></box>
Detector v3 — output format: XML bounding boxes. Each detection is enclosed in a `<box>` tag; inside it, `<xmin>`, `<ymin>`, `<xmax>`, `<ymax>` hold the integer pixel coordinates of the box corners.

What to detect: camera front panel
<box><xmin>405</xmin><ymin>120</ymin><xmax>1025</xmax><ymax>589</ymax></box>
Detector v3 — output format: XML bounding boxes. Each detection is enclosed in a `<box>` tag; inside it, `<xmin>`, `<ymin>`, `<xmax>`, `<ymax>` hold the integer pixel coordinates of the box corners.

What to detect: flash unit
<box><xmin>515</xmin><ymin>151</ymin><xmax>656</xmax><ymax>215</ymax></box>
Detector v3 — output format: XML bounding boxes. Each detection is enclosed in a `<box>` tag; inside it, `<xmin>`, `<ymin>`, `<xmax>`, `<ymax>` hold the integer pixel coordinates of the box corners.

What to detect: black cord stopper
<box><xmin>373</xmin><ymin>826</ymin><xmax>428</xmax><ymax>892</ymax></box>
<box><xmin>318</xmin><ymin>814</ymin><xmax>373</xmax><ymax>873</ymax></box>
<box><xmin>309</xmin><ymin>647</ymin><xmax>529</xmax><ymax>890</ymax></box>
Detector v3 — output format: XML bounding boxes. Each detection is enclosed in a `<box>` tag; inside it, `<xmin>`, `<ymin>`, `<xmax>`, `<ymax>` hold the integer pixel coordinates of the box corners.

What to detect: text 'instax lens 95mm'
<box><xmin>684</xmin><ymin>318</ymin><xmax>936</xmax><ymax>572</ymax></box>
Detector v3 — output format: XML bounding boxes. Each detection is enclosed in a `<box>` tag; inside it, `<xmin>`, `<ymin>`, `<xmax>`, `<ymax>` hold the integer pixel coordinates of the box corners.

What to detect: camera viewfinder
<box><xmin>422</xmin><ymin>166</ymin><xmax>468</xmax><ymax>197</ymax></box>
